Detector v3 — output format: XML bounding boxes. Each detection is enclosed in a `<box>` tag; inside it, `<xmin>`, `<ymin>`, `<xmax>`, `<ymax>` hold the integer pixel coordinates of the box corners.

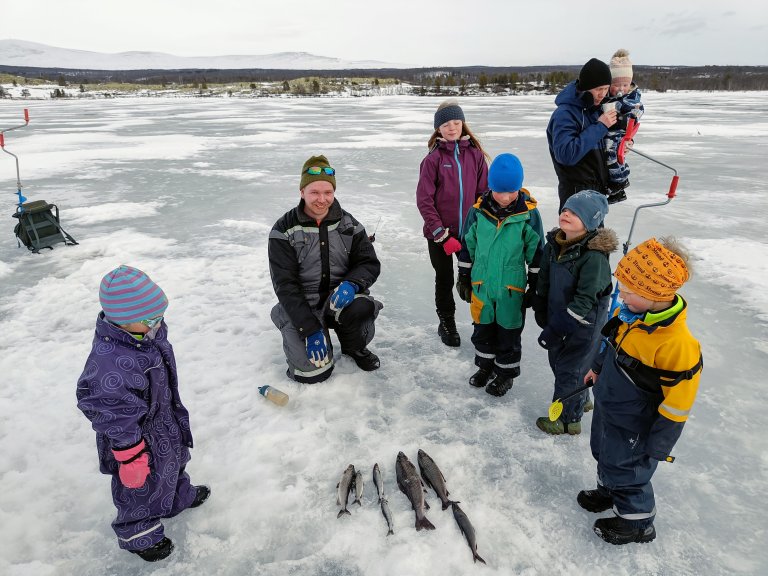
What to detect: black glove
<box><xmin>456</xmin><ymin>274</ymin><xmax>472</xmax><ymax>303</ymax></box>
<box><xmin>523</xmin><ymin>271</ymin><xmax>538</xmax><ymax>309</ymax></box>
<box><xmin>532</xmin><ymin>295</ymin><xmax>548</xmax><ymax>328</ymax></box>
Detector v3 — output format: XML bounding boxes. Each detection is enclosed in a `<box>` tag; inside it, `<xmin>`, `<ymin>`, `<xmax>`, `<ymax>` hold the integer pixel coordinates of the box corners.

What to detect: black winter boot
<box><xmin>344</xmin><ymin>348</ymin><xmax>380</xmax><ymax>371</ymax></box>
<box><xmin>437</xmin><ymin>313</ymin><xmax>460</xmax><ymax>347</ymax></box>
<box><xmin>485</xmin><ymin>375</ymin><xmax>513</xmax><ymax>397</ymax></box>
<box><xmin>577</xmin><ymin>489</ymin><xmax>613</xmax><ymax>512</ymax></box>
<box><xmin>469</xmin><ymin>368</ymin><xmax>494</xmax><ymax>388</ymax></box>
<box><xmin>130</xmin><ymin>537</ymin><xmax>174</xmax><ymax>562</ymax></box>
<box><xmin>191</xmin><ymin>485</ymin><xmax>211</xmax><ymax>508</ymax></box>
<box><xmin>593</xmin><ymin>515</ymin><xmax>656</xmax><ymax>545</ymax></box>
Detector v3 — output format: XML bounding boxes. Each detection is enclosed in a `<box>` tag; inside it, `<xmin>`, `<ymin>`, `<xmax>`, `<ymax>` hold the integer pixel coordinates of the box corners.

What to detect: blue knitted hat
<box><xmin>488</xmin><ymin>153</ymin><xmax>524</xmax><ymax>193</ymax></box>
<box><xmin>99</xmin><ymin>265</ymin><xmax>168</xmax><ymax>325</ymax></box>
<box><xmin>562</xmin><ymin>190</ymin><xmax>609</xmax><ymax>231</ymax></box>
<box><xmin>434</xmin><ymin>100</ymin><xmax>465</xmax><ymax>129</ymax></box>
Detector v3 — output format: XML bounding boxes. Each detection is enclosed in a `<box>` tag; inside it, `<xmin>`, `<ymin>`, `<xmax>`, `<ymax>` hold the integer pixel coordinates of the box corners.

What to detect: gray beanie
<box><xmin>563</xmin><ymin>190</ymin><xmax>609</xmax><ymax>231</ymax></box>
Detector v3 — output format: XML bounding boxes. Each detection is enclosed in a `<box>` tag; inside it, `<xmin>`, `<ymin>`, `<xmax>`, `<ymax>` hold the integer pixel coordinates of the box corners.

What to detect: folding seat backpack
<box><xmin>2</xmin><ymin>109</ymin><xmax>78</xmax><ymax>253</ymax></box>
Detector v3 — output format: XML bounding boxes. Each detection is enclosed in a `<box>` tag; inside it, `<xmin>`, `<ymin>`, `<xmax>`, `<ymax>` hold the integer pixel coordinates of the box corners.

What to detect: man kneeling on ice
<box><xmin>268</xmin><ymin>155</ymin><xmax>383</xmax><ymax>383</ymax></box>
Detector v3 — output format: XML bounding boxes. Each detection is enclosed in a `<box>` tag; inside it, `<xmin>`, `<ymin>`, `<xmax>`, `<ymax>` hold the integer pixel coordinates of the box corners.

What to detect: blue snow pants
<box><xmin>591</xmin><ymin>345</ymin><xmax>659</xmax><ymax>527</ymax></box>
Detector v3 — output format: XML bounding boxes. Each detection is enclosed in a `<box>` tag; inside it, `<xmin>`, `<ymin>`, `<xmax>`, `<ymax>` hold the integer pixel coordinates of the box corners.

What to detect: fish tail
<box><xmin>386</xmin><ymin>529</ymin><xmax>394</xmax><ymax>536</ymax></box>
<box><xmin>473</xmin><ymin>550</ymin><xmax>487</xmax><ymax>565</ymax></box>
<box><xmin>353</xmin><ymin>498</ymin><xmax>362</xmax><ymax>506</ymax></box>
<box><xmin>415</xmin><ymin>516</ymin><xmax>436</xmax><ymax>531</ymax></box>
<box><xmin>337</xmin><ymin>508</ymin><xmax>351</xmax><ymax>519</ymax></box>
<box><xmin>442</xmin><ymin>499</ymin><xmax>460</xmax><ymax>511</ymax></box>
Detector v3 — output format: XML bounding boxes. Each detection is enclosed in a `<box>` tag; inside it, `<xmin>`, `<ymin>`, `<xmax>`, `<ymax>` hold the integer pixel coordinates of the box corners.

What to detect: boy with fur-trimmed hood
<box><xmin>534</xmin><ymin>190</ymin><xmax>618</xmax><ymax>435</ymax></box>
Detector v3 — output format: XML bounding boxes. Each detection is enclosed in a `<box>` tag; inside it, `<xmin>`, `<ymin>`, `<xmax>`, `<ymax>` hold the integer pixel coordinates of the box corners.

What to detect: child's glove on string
<box><xmin>330</xmin><ymin>281</ymin><xmax>358</xmax><ymax>310</ymax></box>
<box><xmin>112</xmin><ymin>439</ymin><xmax>150</xmax><ymax>489</ymax></box>
<box><xmin>306</xmin><ymin>330</ymin><xmax>329</xmax><ymax>367</ymax></box>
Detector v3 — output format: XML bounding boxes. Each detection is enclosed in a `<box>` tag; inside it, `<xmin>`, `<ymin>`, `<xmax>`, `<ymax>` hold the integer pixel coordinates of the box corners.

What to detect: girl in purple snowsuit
<box><xmin>76</xmin><ymin>265</ymin><xmax>209</xmax><ymax>562</ymax></box>
<box><xmin>416</xmin><ymin>99</ymin><xmax>489</xmax><ymax>348</ymax></box>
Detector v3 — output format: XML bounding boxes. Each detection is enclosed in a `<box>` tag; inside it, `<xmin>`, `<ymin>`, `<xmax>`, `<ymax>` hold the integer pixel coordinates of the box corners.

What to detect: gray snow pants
<box><xmin>271</xmin><ymin>294</ymin><xmax>382</xmax><ymax>383</ymax></box>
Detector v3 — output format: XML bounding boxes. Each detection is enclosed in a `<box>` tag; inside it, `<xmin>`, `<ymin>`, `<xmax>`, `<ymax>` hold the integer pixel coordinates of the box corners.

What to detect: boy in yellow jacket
<box><xmin>580</xmin><ymin>237</ymin><xmax>703</xmax><ymax>545</ymax></box>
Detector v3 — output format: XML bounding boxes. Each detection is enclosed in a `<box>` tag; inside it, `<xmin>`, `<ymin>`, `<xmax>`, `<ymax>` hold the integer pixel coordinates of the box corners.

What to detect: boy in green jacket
<box><xmin>456</xmin><ymin>153</ymin><xmax>543</xmax><ymax>396</ymax></box>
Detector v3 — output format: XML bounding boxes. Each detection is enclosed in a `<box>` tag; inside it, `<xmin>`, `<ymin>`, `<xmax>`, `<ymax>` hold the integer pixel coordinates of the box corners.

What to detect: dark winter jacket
<box><xmin>268</xmin><ymin>198</ymin><xmax>380</xmax><ymax>337</ymax></box>
<box><xmin>547</xmin><ymin>81</ymin><xmax>610</xmax><ymax>197</ymax></box>
<box><xmin>416</xmin><ymin>137</ymin><xmax>488</xmax><ymax>241</ymax></box>
<box><xmin>537</xmin><ymin>227</ymin><xmax>618</xmax><ymax>322</ymax></box>
<box><xmin>592</xmin><ymin>296</ymin><xmax>703</xmax><ymax>460</ymax></box>
<box><xmin>76</xmin><ymin>314</ymin><xmax>193</xmax><ymax>472</ymax></box>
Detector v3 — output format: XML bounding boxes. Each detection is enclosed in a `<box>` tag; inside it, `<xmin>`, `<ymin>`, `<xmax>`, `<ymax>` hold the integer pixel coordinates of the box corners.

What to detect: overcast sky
<box><xmin>1</xmin><ymin>0</ymin><xmax>766</xmax><ymax>67</ymax></box>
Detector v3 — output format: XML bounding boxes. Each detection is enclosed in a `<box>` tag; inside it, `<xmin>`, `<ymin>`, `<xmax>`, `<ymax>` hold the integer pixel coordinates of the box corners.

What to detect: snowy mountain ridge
<box><xmin>0</xmin><ymin>39</ymin><xmax>400</xmax><ymax>70</ymax></box>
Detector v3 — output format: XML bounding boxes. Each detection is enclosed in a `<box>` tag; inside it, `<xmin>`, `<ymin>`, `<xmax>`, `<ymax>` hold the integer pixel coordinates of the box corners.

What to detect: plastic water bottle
<box><xmin>258</xmin><ymin>385</ymin><xmax>289</xmax><ymax>406</ymax></box>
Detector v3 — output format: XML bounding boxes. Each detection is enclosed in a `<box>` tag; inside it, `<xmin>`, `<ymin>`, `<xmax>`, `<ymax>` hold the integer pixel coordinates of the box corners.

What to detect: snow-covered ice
<box><xmin>1</xmin><ymin>92</ymin><xmax>766</xmax><ymax>575</ymax></box>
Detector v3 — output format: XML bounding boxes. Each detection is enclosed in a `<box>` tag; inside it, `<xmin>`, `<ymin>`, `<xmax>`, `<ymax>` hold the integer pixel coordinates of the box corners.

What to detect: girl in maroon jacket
<box><xmin>416</xmin><ymin>100</ymin><xmax>489</xmax><ymax>347</ymax></box>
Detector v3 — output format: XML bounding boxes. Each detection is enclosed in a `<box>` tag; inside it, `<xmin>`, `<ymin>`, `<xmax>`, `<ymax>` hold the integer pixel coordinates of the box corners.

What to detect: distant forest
<box><xmin>1</xmin><ymin>63</ymin><xmax>766</xmax><ymax>92</ymax></box>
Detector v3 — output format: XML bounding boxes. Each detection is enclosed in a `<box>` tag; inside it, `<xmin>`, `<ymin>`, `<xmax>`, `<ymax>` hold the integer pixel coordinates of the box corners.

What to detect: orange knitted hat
<box><xmin>614</xmin><ymin>238</ymin><xmax>690</xmax><ymax>301</ymax></box>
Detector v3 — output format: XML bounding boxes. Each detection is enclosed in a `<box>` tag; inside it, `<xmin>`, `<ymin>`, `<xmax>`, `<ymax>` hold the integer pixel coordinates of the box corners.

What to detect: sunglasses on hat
<box><xmin>304</xmin><ymin>166</ymin><xmax>335</xmax><ymax>176</ymax></box>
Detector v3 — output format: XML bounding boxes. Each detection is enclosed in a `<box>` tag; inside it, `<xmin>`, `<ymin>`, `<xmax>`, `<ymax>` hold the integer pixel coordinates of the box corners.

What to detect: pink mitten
<box><xmin>112</xmin><ymin>439</ymin><xmax>150</xmax><ymax>489</ymax></box>
<box><xmin>442</xmin><ymin>237</ymin><xmax>462</xmax><ymax>255</ymax></box>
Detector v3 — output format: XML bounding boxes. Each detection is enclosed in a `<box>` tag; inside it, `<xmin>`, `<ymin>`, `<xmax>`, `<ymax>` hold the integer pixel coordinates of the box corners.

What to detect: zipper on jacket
<box><xmin>455</xmin><ymin>143</ymin><xmax>465</xmax><ymax>237</ymax></box>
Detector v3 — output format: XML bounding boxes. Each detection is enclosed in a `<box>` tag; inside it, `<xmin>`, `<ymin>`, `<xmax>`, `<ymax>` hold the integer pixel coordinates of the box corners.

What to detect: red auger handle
<box><xmin>668</xmin><ymin>175</ymin><xmax>679</xmax><ymax>199</ymax></box>
<box><xmin>0</xmin><ymin>132</ymin><xmax>4</xmax><ymax>148</ymax></box>
<box><xmin>24</xmin><ymin>109</ymin><xmax>30</xmax><ymax>123</ymax></box>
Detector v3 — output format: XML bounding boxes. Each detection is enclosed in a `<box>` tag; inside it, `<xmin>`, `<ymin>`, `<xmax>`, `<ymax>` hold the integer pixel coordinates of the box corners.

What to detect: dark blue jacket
<box><xmin>547</xmin><ymin>81</ymin><xmax>610</xmax><ymax>196</ymax></box>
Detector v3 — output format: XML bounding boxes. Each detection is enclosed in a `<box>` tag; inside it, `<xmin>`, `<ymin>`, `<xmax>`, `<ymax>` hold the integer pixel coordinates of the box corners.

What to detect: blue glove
<box><xmin>306</xmin><ymin>330</ymin><xmax>329</xmax><ymax>368</ymax></box>
<box><xmin>330</xmin><ymin>281</ymin><xmax>358</xmax><ymax>310</ymax></box>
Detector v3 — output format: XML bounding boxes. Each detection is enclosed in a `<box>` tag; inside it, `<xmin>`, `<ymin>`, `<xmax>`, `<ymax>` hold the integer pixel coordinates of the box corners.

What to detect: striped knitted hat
<box><xmin>99</xmin><ymin>265</ymin><xmax>168</xmax><ymax>325</ymax></box>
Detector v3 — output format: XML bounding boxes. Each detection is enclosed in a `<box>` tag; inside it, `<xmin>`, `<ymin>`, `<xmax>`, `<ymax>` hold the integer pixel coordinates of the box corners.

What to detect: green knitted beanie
<box><xmin>299</xmin><ymin>155</ymin><xmax>336</xmax><ymax>190</ymax></box>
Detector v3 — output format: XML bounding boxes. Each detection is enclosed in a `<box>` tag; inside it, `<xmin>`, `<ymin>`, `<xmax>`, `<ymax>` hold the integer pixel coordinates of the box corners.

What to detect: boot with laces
<box><xmin>437</xmin><ymin>312</ymin><xmax>460</xmax><ymax>347</ymax></box>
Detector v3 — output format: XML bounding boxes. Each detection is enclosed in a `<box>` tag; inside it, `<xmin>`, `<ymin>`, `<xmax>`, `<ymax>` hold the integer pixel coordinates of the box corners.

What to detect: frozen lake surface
<box><xmin>1</xmin><ymin>92</ymin><xmax>767</xmax><ymax>575</ymax></box>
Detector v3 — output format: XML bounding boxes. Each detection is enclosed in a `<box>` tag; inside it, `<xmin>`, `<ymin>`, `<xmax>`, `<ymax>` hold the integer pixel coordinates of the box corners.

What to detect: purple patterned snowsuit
<box><xmin>76</xmin><ymin>313</ymin><xmax>196</xmax><ymax>551</ymax></box>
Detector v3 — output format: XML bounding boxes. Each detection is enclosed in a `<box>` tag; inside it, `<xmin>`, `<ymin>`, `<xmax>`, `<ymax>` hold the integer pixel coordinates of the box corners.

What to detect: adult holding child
<box><xmin>269</xmin><ymin>155</ymin><xmax>382</xmax><ymax>383</ymax></box>
<box><xmin>416</xmin><ymin>99</ymin><xmax>489</xmax><ymax>348</ymax></box>
<box><xmin>547</xmin><ymin>58</ymin><xmax>618</xmax><ymax>211</ymax></box>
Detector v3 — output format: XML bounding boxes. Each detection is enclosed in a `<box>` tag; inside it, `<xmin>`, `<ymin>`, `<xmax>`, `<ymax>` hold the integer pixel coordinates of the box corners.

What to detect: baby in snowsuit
<box><xmin>603</xmin><ymin>49</ymin><xmax>644</xmax><ymax>204</ymax></box>
<box><xmin>76</xmin><ymin>265</ymin><xmax>210</xmax><ymax>562</ymax></box>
